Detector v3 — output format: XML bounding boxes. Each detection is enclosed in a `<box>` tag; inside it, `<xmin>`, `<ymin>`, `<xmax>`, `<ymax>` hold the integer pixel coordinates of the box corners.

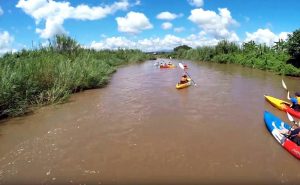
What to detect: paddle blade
<box><xmin>282</xmin><ymin>79</ymin><xmax>287</xmax><ymax>90</ymax></box>
<box><xmin>179</xmin><ymin>63</ymin><xmax>184</xmax><ymax>70</ymax></box>
<box><xmin>287</xmin><ymin>112</ymin><xmax>294</xmax><ymax>122</ymax></box>
<box><xmin>287</xmin><ymin>91</ymin><xmax>291</xmax><ymax>100</ymax></box>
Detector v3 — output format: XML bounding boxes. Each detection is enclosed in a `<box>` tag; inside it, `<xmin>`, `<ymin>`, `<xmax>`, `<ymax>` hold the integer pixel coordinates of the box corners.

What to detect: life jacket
<box><xmin>297</xmin><ymin>97</ymin><xmax>300</xmax><ymax>104</ymax></box>
<box><xmin>292</xmin><ymin>97</ymin><xmax>300</xmax><ymax>105</ymax></box>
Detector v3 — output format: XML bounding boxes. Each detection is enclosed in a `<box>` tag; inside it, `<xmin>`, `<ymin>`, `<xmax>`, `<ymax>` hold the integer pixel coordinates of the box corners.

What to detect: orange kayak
<box><xmin>160</xmin><ymin>64</ymin><xmax>176</xmax><ymax>68</ymax></box>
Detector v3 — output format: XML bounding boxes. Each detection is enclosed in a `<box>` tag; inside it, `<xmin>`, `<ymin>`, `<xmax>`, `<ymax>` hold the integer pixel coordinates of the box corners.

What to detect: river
<box><xmin>0</xmin><ymin>59</ymin><xmax>299</xmax><ymax>184</ymax></box>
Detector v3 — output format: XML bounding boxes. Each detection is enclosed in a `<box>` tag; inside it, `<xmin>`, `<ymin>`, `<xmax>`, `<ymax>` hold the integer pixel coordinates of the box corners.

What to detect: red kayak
<box><xmin>264</xmin><ymin>111</ymin><xmax>300</xmax><ymax>160</ymax></box>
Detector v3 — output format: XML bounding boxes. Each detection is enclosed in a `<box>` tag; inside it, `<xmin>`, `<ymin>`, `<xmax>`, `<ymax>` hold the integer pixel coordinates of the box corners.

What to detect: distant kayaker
<box><xmin>288</xmin><ymin>92</ymin><xmax>300</xmax><ymax>111</ymax></box>
<box><xmin>179</xmin><ymin>74</ymin><xmax>189</xmax><ymax>84</ymax></box>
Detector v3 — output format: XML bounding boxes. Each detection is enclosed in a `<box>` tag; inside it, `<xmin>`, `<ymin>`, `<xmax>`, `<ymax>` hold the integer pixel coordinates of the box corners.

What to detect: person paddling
<box><xmin>280</xmin><ymin>114</ymin><xmax>300</xmax><ymax>146</ymax></box>
<box><xmin>283</xmin><ymin>125</ymin><xmax>300</xmax><ymax>146</ymax></box>
<box><xmin>179</xmin><ymin>74</ymin><xmax>189</xmax><ymax>84</ymax></box>
<box><xmin>287</xmin><ymin>92</ymin><xmax>300</xmax><ymax>111</ymax></box>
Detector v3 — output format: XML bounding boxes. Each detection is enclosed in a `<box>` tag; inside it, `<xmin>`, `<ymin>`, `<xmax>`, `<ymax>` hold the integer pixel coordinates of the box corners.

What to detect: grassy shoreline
<box><xmin>0</xmin><ymin>36</ymin><xmax>153</xmax><ymax>119</ymax></box>
<box><xmin>165</xmin><ymin>40</ymin><xmax>300</xmax><ymax>77</ymax></box>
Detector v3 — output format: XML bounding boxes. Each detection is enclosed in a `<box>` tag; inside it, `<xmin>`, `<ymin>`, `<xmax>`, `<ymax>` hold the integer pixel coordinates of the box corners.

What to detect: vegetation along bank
<box><xmin>0</xmin><ymin>35</ymin><xmax>153</xmax><ymax>119</ymax></box>
<box><xmin>166</xmin><ymin>29</ymin><xmax>300</xmax><ymax>77</ymax></box>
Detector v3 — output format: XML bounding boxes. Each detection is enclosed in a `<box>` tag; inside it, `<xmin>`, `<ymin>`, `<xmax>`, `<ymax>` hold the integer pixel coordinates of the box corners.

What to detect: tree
<box><xmin>273</xmin><ymin>39</ymin><xmax>286</xmax><ymax>53</ymax></box>
<box><xmin>286</xmin><ymin>29</ymin><xmax>300</xmax><ymax>59</ymax></box>
<box><xmin>242</xmin><ymin>40</ymin><xmax>257</xmax><ymax>52</ymax></box>
<box><xmin>174</xmin><ymin>45</ymin><xmax>192</xmax><ymax>52</ymax></box>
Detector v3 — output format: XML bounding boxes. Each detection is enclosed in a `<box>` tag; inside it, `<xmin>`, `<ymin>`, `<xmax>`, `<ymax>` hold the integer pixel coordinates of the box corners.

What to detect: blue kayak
<box><xmin>264</xmin><ymin>111</ymin><xmax>300</xmax><ymax>159</ymax></box>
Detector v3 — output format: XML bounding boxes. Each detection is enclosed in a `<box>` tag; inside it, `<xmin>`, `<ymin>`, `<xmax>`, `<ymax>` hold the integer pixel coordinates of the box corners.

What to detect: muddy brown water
<box><xmin>0</xmin><ymin>59</ymin><xmax>300</xmax><ymax>185</ymax></box>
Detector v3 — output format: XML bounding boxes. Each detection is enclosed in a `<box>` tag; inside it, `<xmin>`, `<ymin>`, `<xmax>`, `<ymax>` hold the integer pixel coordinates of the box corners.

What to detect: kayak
<box><xmin>160</xmin><ymin>64</ymin><xmax>176</xmax><ymax>68</ymax></box>
<box><xmin>264</xmin><ymin>111</ymin><xmax>300</xmax><ymax>159</ymax></box>
<box><xmin>176</xmin><ymin>78</ymin><xmax>191</xmax><ymax>89</ymax></box>
<box><xmin>264</xmin><ymin>95</ymin><xmax>300</xmax><ymax>118</ymax></box>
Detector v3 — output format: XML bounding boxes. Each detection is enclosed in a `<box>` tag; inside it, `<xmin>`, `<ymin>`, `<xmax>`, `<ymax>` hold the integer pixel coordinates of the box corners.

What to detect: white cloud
<box><xmin>188</xmin><ymin>0</ymin><xmax>204</xmax><ymax>7</ymax></box>
<box><xmin>188</xmin><ymin>8</ymin><xmax>239</xmax><ymax>42</ymax></box>
<box><xmin>90</xmin><ymin>33</ymin><xmax>221</xmax><ymax>52</ymax></box>
<box><xmin>0</xmin><ymin>31</ymin><xmax>14</xmax><ymax>55</ymax></box>
<box><xmin>156</xmin><ymin>11</ymin><xmax>182</xmax><ymax>20</ymax></box>
<box><xmin>174</xmin><ymin>27</ymin><xmax>185</xmax><ymax>33</ymax></box>
<box><xmin>278</xmin><ymin>32</ymin><xmax>289</xmax><ymax>41</ymax></box>
<box><xmin>91</xmin><ymin>37</ymin><xmax>136</xmax><ymax>50</ymax></box>
<box><xmin>16</xmin><ymin>0</ymin><xmax>129</xmax><ymax>38</ymax></box>
<box><xmin>245</xmin><ymin>29</ymin><xmax>290</xmax><ymax>46</ymax></box>
<box><xmin>36</xmin><ymin>16</ymin><xmax>66</xmax><ymax>38</ymax></box>
<box><xmin>161</xmin><ymin>22</ymin><xmax>173</xmax><ymax>30</ymax></box>
<box><xmin>116</xmin><ymin>11</ymin><xmax>153</xmax><ymax>34</ymax></box>
<box><xmin>0</xmin><ymin>6</ymin><xmax>3</xmax><ymax>15</ymax></box>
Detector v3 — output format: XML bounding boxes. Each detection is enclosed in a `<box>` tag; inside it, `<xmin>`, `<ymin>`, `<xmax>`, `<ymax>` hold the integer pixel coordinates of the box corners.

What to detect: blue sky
<box><xmin>0</xmin><ymin>0</ymin><xmax>300</xmax><ymax>54</ymax></box>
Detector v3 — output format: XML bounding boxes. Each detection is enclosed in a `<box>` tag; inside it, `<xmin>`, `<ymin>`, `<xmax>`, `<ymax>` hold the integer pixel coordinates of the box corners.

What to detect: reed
<box><xmin>0</xmin><ymin>35</ymin><xmax>151</xmax><ymax>118</ymax></box>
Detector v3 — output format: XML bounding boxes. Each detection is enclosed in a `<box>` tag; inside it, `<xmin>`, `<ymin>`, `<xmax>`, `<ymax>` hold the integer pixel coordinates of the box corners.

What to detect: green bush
<box><xmin>166</xmin><ymin>39</ymin><xmax>297</xmax><ymax>76</ymax></box>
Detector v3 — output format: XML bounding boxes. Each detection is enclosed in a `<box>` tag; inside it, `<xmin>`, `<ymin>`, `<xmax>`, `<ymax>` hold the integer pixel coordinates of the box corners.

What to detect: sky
<box><xmin>0</xmin><ymin>0</ymin><xmax>300</xmax><ymax>54</ymax></box>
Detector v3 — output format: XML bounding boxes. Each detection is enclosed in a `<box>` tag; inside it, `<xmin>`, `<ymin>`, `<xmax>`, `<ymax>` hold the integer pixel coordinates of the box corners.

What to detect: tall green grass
<box><xmin>0</xmin><ymin>35</ymin><xmax>152</xmax><ymax>118</ymax></box>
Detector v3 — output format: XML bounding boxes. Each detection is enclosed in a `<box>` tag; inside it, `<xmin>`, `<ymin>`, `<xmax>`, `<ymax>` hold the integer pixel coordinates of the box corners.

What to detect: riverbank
<box><xmin>0</xmin><ymin>36</ymin><xmax>154</xmax><ymax>119</ymax></box>
<box><xmin>165</xmin><ymin>40</ymin><xmax>300</xmax><ymax>77</ymax></box>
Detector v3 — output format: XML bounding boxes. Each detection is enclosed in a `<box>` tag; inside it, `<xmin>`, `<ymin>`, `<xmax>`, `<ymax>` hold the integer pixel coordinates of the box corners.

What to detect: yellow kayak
<box><xmin>264</xmin><ymin>95</ymin><xmax>290</xmax><ymax>111</ymax></box>
<box><xmin>264</xmin><ymin>95</ymin><xmax>300</xmax><ymax>118</ymax></box>
<box><xmin>176</xmin><ymin>78</ymin><xmax>191</xmax><ymax>89</ymax></box>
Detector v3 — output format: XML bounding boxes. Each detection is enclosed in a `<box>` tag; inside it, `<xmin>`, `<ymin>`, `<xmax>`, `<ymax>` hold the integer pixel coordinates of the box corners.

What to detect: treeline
<box><xmin>168</xmin><ymin>29</ymin><xmax>300</xmax><ymax>76</ymax></box>
<box><xmin>0</xmin><ymin>35</ymin><xmax>152</xmax><ymax>118</ymax></box>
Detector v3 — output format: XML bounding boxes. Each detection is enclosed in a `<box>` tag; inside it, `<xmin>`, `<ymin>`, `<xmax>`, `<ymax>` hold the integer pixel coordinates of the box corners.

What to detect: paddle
<box><xmin>284</xmin><ymin>112</ymin><xmax>300</xmax><ymax>138</ymax></box>
<box><xmin>287</xmin><ymin>112</ymin><xmax>297</xmax><ymax>126</ymax></box>
<box><xmin>178</xmin><ymin>63</ymin><xmax>197</xmax><ymax>86</ymax></box>
<box><xmin>282</xmin><ymin>79</ymin><xmax>291</xmax><ymax>100</ymax></box>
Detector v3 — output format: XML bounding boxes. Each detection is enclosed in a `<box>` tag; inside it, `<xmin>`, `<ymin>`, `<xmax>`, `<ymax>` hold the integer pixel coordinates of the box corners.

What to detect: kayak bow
<box><xmin>264</xmin><ymin>95</ymin><xmax>300</xmax><ymax>118</ymax></box>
